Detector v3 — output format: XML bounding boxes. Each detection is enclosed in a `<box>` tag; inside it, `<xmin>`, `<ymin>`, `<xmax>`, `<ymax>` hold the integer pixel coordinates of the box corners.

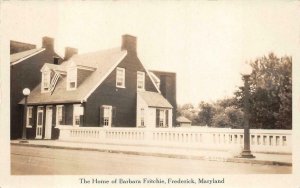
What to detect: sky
<box><xmin>2</xmin><ymin>1</ymin><xmax>299</xmax><ymax>106</ymax></box>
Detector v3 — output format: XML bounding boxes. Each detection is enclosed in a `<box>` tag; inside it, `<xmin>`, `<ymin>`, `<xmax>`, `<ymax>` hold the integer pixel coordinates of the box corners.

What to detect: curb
<box><xmin>11</xmin><ymin>143</ymin><xmax>292</xmax><ymax>166</ymax></box>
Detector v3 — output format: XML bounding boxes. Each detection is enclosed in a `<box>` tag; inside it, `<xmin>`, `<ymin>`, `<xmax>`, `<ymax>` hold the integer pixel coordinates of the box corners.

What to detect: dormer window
<box><xmin>67</xmin><ymin>67</ymin><xmax>77</xmax><ymax>90</ymax></box>
<box><xmin>116</xmin><ymin>67</ymin><xmax>125</xmax><ymax>88</ymax></box>
<box><xmin>42</xmin><ymin>71</ymin><xmax>51</xmax><ymax>92</ymax></box>
<box><xmin>137</xmin><ymin>71</ymin><xmax>145</xmax><ymax>90</ymax></box>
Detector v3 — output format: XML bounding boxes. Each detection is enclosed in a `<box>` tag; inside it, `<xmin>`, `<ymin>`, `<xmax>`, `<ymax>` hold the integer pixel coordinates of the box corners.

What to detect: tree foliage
<box><xmin>235</xmin><ymin>53</ymin><xmax>292</xmax><ymax>129</ymax></box>
<box><xmin>197</xmin><ymin>102</ymin><xmax>216</xmax><ymax>126</ymax></box>
<box><xmin>177</xmin><ymin>53</ymin><xmax>291</xmax><ymax>130</ymax></box>
<box><xmin>176</xmin><ymin>103</ymin><xmax>198</xmax><ymax>124</ymax></box>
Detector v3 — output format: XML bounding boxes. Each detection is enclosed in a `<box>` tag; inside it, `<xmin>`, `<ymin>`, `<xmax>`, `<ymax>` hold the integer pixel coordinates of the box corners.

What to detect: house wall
<box><xmin>84</xmin><ymin>53</ymin><xmax>158</xmax><ymax>127</ymax></box>
<box><xmin>150</xmin><ymin>71</ymin><xmax>177</xmax><ymax>127</ymax></box>
<box><xmin>136</xmin><ymin>93</ymin><xmax>149</xmax><ymax>127</ymax></box>
<box><xmin>25</xmin><ymin>104</ymin><xmax>69</xmax><ymax>140</ymax></box>
<box><xmin>10</xmin><ymin>49</ymin><xmax>63</xmax><ymax>139</ymax></box>
<box><xmin>148</xmin><ymin>108</ymin><xmax>157</xmax><ymax>128</ymax></box>
<box><xmin>168</xmin><ymin>109</ymin><xmax>173</xmax><ymax>127</ymax></box>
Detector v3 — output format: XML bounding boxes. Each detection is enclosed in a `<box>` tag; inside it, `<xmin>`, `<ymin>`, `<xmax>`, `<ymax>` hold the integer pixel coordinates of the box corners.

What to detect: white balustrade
<box><xmin>58</xmin><ymin>126</ymin><xmax>292</xmax><ymax>154</ymax></box>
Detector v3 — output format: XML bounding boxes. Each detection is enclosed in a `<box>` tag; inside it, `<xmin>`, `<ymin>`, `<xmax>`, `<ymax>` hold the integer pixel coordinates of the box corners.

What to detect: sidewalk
<box><xmin>10</xmin><ymin>139</ymin><xmax>292</xmax><ymax>166</ymax></box>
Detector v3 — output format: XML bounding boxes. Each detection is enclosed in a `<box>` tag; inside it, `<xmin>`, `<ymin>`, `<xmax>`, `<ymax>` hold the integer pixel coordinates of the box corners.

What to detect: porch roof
<box><xmin>138</xmin><ymin>91</ymin><xmax>173</xmax><ymax>108</ymax></box>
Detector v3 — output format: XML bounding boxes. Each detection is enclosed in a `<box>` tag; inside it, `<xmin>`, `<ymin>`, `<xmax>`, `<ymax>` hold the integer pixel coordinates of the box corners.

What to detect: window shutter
<box><xmin>80</xmin><ymin>115</ymin><xmax>84</xmax><ymax>126</ymax></box>
<box><xmin>112</xmin><ymin>107</ymin><xmax>116</xmax><ymax>127</ymax></box>
<box><xmin>156</xmin><ymin>109</ymin><xmax>160</xmax><ymax>128</ymax></box>
<box><xmin>165</xmin><ymin>110</ymin><xmax>169</xmax><ymax>127</ymax></box>
<box><xmin>100</xmin><ymin>106</ymin><xmax>104</xmax><ymax>126</ymax></box>
<box><xmin>32</xmin><ymin>106</ymin><xmax>37</xmax><ymax>128</ymax></box>
<box><xmin>61</xmin><ymin>105</ymin><xmax>65</xmax><ymax>125</ymax></box>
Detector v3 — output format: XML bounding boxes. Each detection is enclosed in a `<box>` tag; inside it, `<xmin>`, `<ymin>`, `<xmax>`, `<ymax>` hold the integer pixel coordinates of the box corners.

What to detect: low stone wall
<box><xmin>58</xmin><ymin>126</ymin><xmax>292</xmax><ymax>154</ymax></box>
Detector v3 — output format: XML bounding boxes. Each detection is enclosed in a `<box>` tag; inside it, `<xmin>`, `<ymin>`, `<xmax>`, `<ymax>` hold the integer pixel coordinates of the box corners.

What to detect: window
<box><xmin>156</xmin><ymin>109</ymin><xmax>169</xmax><ymax>128</ymax></box>
<box><xmin>137</xmin><ymin>71</ymin><xmax>145</xmax><ymax>90</ymax></box>
<box><xmin>116</xmin><ymin>67</ymin><xmax>125</xmax><ymax>88</ymax></box>
<box><xmin>140</xmin><ymin>108</ymin><xmax>145</xmax><ymax>127</ymax></box>
<box><xmin>104</xmin><ymin>106</ymin><xmax>111</xmax><ymax>126</ymax></box>
<box><xmin>73</xmin><ymin>104</ymin><xmax>83</xmax><ymax>126</ymax></box>
<box><xmin>56</xmin><ymin>105</ymin><xmax>65</xmax><ymax>126</ymax></box>
<box><xmin>42</xmin><ymin>71</ymin><xmax>51</xmax><ymax>92</ymax></box>
<box><xmin>26</xmin><ymin>106</ymin><xmax>33</xmax><ymax>128</ymax></box>
<box><xmin>67</xmin><ymin>67</ymin><xmax>77</xmax><ymax>90</ymax></box>
<box><xmin>159</xmin><ymin>110</ymin><xmax>164</xmax><ymax>127</ymax></box>
<box><xmin>101</xmin><ymin>105</ymin><xmax>112</xmax><ymax>127</ymax></box>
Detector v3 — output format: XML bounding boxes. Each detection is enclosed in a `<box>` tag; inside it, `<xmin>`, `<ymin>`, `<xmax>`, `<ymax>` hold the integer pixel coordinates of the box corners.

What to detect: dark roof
<box><xmin>19</xmin><ymin>48</ymin><xmax>127</xmax><ymax>105</ymax></box>
<box><xmin>138</xmin><ymin>91</ymin><xmax>173</xmax><ymax>108</ymax></box>
<box><xmin>10</xmin><ymin>48</ymin><xmax>45</xmax><ymax>65</ymax></box>
<box><xmin>176</xmin><ymin>116</ymin><xmax>192</xmax><ymax>123</ymax></box>
<box><xmin>10</xmin><ymin>40</ymin><xmax>36</xmax><ymax>54</ymax></box>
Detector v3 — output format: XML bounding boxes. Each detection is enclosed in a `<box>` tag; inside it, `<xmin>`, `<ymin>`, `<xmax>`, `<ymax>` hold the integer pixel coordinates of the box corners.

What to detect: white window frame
<box><xmin>159</xmin><ymin>109</ymin><xmax>165</xmax><ymax>127</ymax></box>
<box><xmin>102</xmin><ymin>105</ymin><xmax>112</xmax><ymax>127</ymax></box>
<box><xmin>73</xmin><ymin>104</ymin><xmax>83</xmax><ymax>126</ymax></box>
<box><xmin>137</xmin><ymin>71</ymin><xmax>145</xmax><ymax>90</ymax></box>
<box><xmin>26</xmin><ymin>106</ymin><xmax>33</xmax><ymax>128</ymax></box>
<box><xmin>67</xmin><ymin>67</ymin><xmax>77</xmax><ymax>90</ymax></box>
<box><xmin>56</xmin><ymin>105</ymin><xmax>64</xmax><ymax>126</ymax></box>
<box><xmin>116</xmin><ymin>67</ymin><xmax>125</xmax><ymax>88</ymax></box>
<box><xmin>41</xmin><ymin>71</ymin><xmax>51</xmax><ymax>93</ymax></box>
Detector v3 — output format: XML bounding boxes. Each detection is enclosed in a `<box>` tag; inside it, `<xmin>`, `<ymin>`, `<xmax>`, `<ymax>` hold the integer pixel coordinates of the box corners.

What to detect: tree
<box><xmin>197</xmin><ymin>102</ymin><xmax>216</xmax><ymax>126</ymax></box>
<box><xmin>224</xmin><ymin>106</ymin><xmax>244</xmax><ymax>128</ymax></box>
<box><xmin>177</xmin><ymin>103</ymin><xmax>198</xmax><ymax>124</ymax></box>
<box><xmin>212</xmin><ymin>113</ymin><xmax>230</xmax><ymax>128</ymax></box>
<box><xmin>235</xmin><ymin>53</ymin><xmax>292</xmax><ymax>129</ymax></box>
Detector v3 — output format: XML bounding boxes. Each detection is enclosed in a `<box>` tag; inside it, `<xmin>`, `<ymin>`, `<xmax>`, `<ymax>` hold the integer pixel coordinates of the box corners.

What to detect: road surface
<box><xmin>11</xmin><ymin>145</ymin><xmax>291</xmax><ymax>175</ymax></box>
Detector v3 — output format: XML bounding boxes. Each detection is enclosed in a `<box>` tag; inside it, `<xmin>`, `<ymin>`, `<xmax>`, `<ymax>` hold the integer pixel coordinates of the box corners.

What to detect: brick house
<box><xmin>19</xmin><ymin>35</ymin><xmax>176</xmax><ymax>139</ymax></box>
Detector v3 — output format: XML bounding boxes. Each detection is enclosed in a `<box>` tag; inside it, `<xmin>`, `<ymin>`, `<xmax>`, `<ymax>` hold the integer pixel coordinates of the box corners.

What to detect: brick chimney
<box><xmin>64</xmin><ymin>47</ymin><xmax>78</xmax><ymax>60</ymax></box>
<box><xmin>42</xmin><ymin>36</ymin><xmax>54</xmax><ymax>51</ymax></box>
<box><xmin>121</xmin><ymin>34</ymin><xmax>137</xmax><ymax>55</ymax></box>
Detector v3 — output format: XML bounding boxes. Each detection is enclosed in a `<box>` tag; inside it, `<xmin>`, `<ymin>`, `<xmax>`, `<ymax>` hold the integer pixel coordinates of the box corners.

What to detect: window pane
<box><xmin>137</xmin><ymin>71</ymin><xmax>145</xmax><ymax>89</ymax></box>
<box><xmin>43</xmin><ymin>72</ymin><xmax>50</xmax><ymax>90</ymax></box>
<box><xmin>116</xmin><ymin>68</ymin><xmax>125</xmax><ymax>87</ymax></box>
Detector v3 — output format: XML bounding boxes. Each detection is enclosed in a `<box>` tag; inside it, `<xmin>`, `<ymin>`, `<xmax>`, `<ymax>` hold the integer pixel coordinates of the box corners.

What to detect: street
<box><xmin>11</xmin><ymin>145</ymin><xmax>291</xmax><ymax>175</ymax></box>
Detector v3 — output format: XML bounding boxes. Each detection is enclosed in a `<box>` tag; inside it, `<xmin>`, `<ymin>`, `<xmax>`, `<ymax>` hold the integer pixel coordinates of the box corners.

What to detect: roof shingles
<box><xmin>138</xmin><ymin>91</ymin><xmax>173</xmax><ymax>108</ymax></box>
<box><xmin>20</xmin><ymin>48</ymin><xmax>127</xmax><ymax>105</ymax></box>
<box><xmin>10</xmin><ymin>48</ymin><xmax>45</xmax><ymax>64</ymax></box>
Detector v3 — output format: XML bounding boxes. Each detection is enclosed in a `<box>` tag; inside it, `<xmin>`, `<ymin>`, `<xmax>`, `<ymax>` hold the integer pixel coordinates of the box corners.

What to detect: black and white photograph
<box><xmin>0</xmin><ymin>1</ymin><xmax>299</xmax><ymax>188</ymax></box>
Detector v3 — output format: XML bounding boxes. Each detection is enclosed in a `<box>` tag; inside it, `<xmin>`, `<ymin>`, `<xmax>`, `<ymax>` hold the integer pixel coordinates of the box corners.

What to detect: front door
<box><xmin>44</xmin><ymin>106</ymin><xmax>53</xmax><ymax>139</ymax></box>
<box><xmin>36</xmin><ymin>106</ymin><xmax>44</xmax><ymax>139</ymax></box>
